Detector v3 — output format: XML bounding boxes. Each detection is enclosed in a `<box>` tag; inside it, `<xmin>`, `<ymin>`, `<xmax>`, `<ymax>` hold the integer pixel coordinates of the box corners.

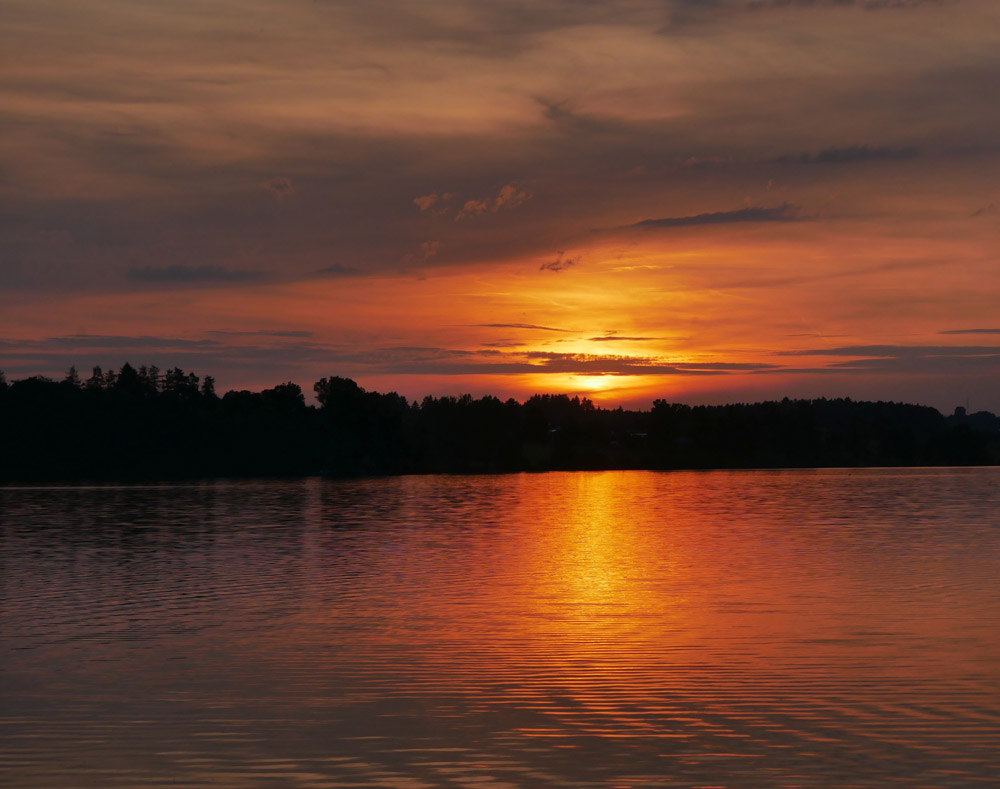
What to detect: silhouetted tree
<box><xmin>0</xmin><ymin>364</ymin><xmax>997</xmax><ymax>482</ymax></box>
<box><xmin>314</xmin><ymin>376</ymin><xmax>364</xmax><ymax>410</ymax></box>
<box><xmin>86</xmin><ymin>366</ymin><xmax>104</xmax><ymax>389</ymax></box>
<box><xmin>115</xmin><ymin>362</ymin><xmax>144</xmax><ymax>397</ymax></box>
<box><xmin>263</xmin><ymin>382</ymin><xmax>305</xmax><ymax>413</ymax></box>
<box><xmin>157</xmin><ymin>368</ymin><xmax>201</xmax><ymax>403</ymax></box>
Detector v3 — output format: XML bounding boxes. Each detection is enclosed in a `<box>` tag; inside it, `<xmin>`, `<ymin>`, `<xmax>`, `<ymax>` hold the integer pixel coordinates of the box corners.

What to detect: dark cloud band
<box><xmin>619</xmin><ymin>204</ymin><xmax>798</xmax><ymax>230</ymax></box>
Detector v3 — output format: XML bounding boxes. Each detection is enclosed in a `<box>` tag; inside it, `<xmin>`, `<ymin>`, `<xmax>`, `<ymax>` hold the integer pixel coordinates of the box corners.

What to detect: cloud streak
<box><xmin>587</xmin><ymin>335</ymin><xmax>661</xmax><ymax>342</ymax></box>
<box><xmin>476</xmin><ymin>323</ymin><xmax>573</xmax><ymax>333</ymax></box>
<box><xmin>539</xmin><ymin>252</ymin><xmax>577</xmax><ymax>272</ymax></box>
<box><xmin>780</xmin><ymin>345</ymin><xmax>1000</xmax><ymax>358</ymax></box>
<box><xmin>334</xmin><ymin>347</ymin><xmax>785</xmax><ymax>377</ymax></box>
<box><xmin>777</xmin><ymin>145</ymin><xmax>919</xmax><ymax>164</ymax></box>
<box><xmin>258</xmin><ymin>176</ymin><xmax>294</xmax><ymax>199</ymax></box>
<box><xmin>128</xmin><ymin>266</ymin><xmax>264</xmax><ymax>283</ymax></box>
<box><xmin>617</xmin><ymin>204</ymin><xmax>799</xmax><ymax>231</ymax></box>
<box><xmin>748</xmin><ymin>0</ymin><xmax>945</xmax><ymax>9</ymax></box>
<box><xmin>310</xmin><ymin>263</ymin><xmax>361</xmax><ymax>277</ymax></box>
<box><xmin>207</xmin><ymin>330</ymin><xmax>316</xmax><ymax>338</ymax></box>
<box><xmin>455</xmin><ymin>183</ymin><xmax>533</xmax><ymax>220</ymax></box>
<box><xmin>0</xmin><ymin>334</ymin><xmax>221</xmax><ymax>351</ymax></box>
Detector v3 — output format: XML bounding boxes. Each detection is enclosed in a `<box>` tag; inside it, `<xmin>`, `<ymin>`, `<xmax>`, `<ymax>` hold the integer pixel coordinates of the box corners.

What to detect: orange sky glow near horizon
<box><xmin>2</xmin><ymin>0</ymin><xmax>999</xmax><ymax>411</ymax></box>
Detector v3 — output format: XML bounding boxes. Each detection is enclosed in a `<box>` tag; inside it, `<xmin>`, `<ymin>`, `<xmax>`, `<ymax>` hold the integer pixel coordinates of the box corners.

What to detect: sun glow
<box><xmin>517</xmin><ymin>372</ymin><xmax>666</xmax><ymax>404</ymax></box>
<box><xmin>571</xmin><ymin>374</ymin><xmax>619</xmax><ymax>392</ymax></box>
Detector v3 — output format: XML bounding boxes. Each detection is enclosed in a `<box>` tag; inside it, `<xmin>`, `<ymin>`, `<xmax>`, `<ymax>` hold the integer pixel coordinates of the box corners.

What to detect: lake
<box><xmin>2</xmin><ymin>469</ymin><xmax>999</xmax><ymax>787</ymax></box>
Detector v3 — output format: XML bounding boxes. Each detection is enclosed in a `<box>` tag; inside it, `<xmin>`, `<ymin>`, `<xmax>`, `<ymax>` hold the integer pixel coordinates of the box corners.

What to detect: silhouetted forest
<box><xmin>0</xmin><ymin>364</ymin><xmax>997</xmax><ymax>481</ymax></box>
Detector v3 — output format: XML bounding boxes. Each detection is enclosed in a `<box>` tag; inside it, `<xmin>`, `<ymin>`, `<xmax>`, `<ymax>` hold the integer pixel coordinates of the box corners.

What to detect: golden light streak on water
<box><xmin>2</xmin><ymin>469</ymin><xmax>999</xmax><ymax>787</ymax></box>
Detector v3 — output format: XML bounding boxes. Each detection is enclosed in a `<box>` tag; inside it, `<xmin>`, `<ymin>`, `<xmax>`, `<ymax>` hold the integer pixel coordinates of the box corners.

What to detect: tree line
<box><xmin>0</xmin><ymin>363</ymin><xmax>997</xmax><ymax>481</ymax></box>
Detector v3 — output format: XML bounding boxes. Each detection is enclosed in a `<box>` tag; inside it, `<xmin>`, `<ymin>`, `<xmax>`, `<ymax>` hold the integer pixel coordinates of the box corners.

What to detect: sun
<box><xmin>572</xmin><ymin>374</ymin><xmax>619</xmax><ymax>392</ymax></box>
<box><xmin>518</xmin><ymin>372</ymin><xmax>660</xmax><ymax>403</ymax></box>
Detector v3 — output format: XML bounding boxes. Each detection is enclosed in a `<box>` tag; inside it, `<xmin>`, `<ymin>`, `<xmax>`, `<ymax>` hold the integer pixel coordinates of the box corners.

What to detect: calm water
<box><xmin>2</xmin><ymin>469</ymin><xmax>999</xmax><ymax>788</ymax></box>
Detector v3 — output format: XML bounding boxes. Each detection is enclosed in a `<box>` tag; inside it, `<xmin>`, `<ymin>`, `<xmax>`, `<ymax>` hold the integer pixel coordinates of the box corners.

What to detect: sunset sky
<box><xmin>2</xmin><ymin>0</ymin><xmax>999</xmax><ymax>410</ymax></box>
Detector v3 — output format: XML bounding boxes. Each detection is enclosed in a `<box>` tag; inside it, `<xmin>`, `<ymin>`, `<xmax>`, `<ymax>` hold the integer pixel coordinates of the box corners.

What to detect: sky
<box><xmin>2</xmin><ymin>0</ymin><xmax>999</xmax><ymax>411</ymax></box>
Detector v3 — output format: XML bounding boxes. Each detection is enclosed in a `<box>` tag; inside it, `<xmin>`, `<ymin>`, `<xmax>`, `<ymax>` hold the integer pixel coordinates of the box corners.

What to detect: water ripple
<box><xmin>2</xmin><ymin>469</ymin><xmax>999</xmax><ymax>787</ymax></box>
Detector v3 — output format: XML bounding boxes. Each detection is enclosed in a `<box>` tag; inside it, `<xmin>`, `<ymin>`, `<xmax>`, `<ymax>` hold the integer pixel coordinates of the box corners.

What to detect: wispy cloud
<box><xmin>0</xmin><ymin>334</ymin><xmax>221</xmax><ymax>350</ymax></box>
<box><xmin>780</xmin><ymin>345</ymin><xmax>1000</xmax><ymax>358</ymax></box>
<box><xmin>413</xmin><ymin>192</ymin><xmax>456</xmax><ymax>213</ymax></box>
<box><xmin>414</xmin><ymin>193</ymin><xmax>440</xmax><ymax>211</ymax></box>
<box><xmin>476</xmin><ymin>323</ymin><xmax>573</xmax><ymax>333</ymax></box>
<box><xmin>456</xmin><ymin>183</ymin><xmax>533</xmax><ymax>219</ymax></box>
<box><xmin>770</xmin><ymin>345</ymin><xmax>1000</xmax><ymax>376</ymax></box>
<box><xmin>664</xmin><ymin>0</ymin><xmax>943</xmax><ymax>31</ymax></box>
<box><xmin>539</xmin><ymin>252</ymin><xmax>577</xmax><ymax>272</ymax></box>
<box><xmin>403</xmin><ymin>241</ymin><xmax>440</xmax><ymax>265</ymax></box>
<box><xmin>617</xmin><ymin>203</ymin><xmax>798</xmax><ymax>230</ymax></box>
<box><xmin>748</xmin><ymin>0</ymin><xmax>947</xmax><ymax>10</ymax></box>
<box><xmin>311</xmin><ymin>263</ymin><xmax>361</xmax><ymax>277</ymax></box>
<box><xmin>207</xmin><ymin>330</ymin><xmax>316</xmax><ymax>338</ymax></box>
<box><xmin>537</xmin><ymin>97</ymin><xmax>620</xmax><ymax>135</ymax></box>
<box><xmin>587</xmin><ymin>335</ymin><xmax>661</xmax><ymax>342</ymax></box>
<box><xmin>258</xmin><ymin>176</ymin><xmax>294</xmax><ymax>199</ymax></box>
<box><xmin>128</xmin><ymin>266</ymin><xmax>264</xmax><ymax>283</ymax></box>
<box><xmin>777</xmin><ymin>145</ymin><xmax>918</xmax><ymax>164</ymax></box>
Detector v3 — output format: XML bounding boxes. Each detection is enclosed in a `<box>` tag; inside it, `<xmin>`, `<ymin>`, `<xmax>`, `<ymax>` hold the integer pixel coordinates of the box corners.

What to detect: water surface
<box><xmin>2</xmin><ymin>469</ymin><xmax>999</xmax><ymax>787</ymax></box>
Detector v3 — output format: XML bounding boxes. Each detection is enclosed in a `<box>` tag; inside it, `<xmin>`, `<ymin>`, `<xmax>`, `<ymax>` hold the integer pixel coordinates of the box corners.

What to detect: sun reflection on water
<box><xmin>3</xmin><ymin>471</ymin><xmax>999</xmax><ymax>787</ymax></box>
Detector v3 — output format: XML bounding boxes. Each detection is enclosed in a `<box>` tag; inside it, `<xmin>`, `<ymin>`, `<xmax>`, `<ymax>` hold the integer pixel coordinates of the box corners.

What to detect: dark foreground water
<box><xmin>2</xmin><ymin>469</ymin><xmax>999</xmax><ymax>788</ymax></box>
